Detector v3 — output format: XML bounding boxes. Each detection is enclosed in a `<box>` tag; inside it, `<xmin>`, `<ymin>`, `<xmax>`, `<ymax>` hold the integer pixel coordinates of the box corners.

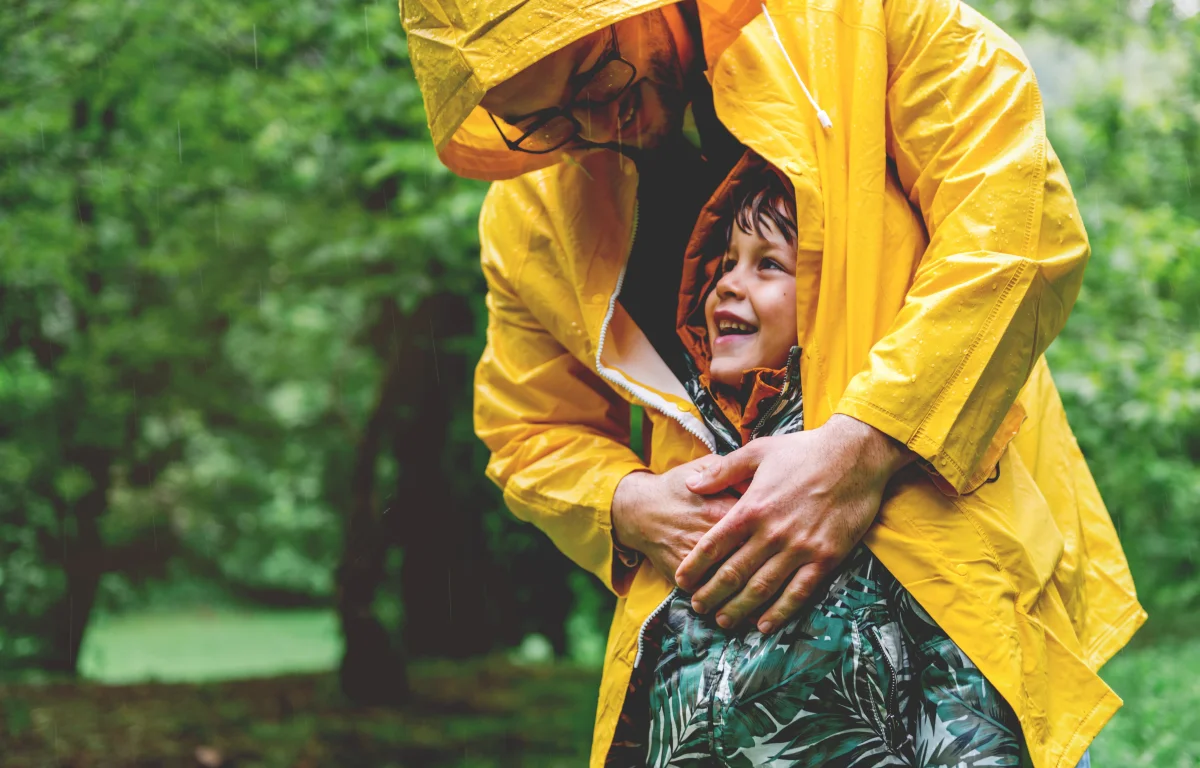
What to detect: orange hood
<box><xmin>676</xmin><ymin>150</ymin><xmax>799</xmax><ymax>445</ymax></box>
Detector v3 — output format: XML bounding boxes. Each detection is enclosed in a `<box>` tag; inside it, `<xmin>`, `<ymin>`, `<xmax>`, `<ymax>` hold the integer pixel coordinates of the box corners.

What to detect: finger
<box><xmin>674</xmin><ymin>506</ymin><xmax>752</xmax><ymax>591</ymax></box>
<box><xmin>755</xmin><ymin>562</ymin><xmax>827</xmax><ymax>634</ymax></box>
<box><xmin>711</xmin><ymin>552</ymin><xmax>798</xmax><ymax>629</ymax></box>
<box><xmin>685</xmin><ymin>443</ymin><xmax>762</xmax><ymax>495</ymax></box>
<box><xmin>688</xmin><ymin>537</ymin><xmax>779</xmax><ymax>620</ymax></box>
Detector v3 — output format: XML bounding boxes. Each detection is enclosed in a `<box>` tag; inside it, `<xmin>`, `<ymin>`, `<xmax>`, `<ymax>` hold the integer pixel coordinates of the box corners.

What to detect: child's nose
<box><xmin>716</xmin><ymin>270</ymin><xmax>745</xmax><ymax>298</ymax></box>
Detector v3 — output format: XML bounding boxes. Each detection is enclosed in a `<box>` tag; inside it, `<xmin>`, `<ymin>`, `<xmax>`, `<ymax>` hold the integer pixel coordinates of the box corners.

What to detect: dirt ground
<box><xmin>0</xmin><ymin>659</ymin><xmax>601</xmax><ymax>768</ymax></box>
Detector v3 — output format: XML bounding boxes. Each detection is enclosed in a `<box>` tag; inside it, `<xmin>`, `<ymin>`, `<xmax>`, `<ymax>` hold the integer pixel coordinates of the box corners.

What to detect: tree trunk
<box><xmin>394</xmin><ymin>293</ymin><xmax>498</xmax><ymax>659</ymax></box>
<box><xmin>38</xmin><ymin>97</ymin><xmax>114</xmax><ymax>677</ymax></box>
<box><xmin>38</xmin><ymin>443</ymin><xmax>112</xmax><ymax>675</ymax></box>
<box><xmin>335</xmin><ymin>318</ymin><xmax>408</xmax><ymax>706</ymax></box>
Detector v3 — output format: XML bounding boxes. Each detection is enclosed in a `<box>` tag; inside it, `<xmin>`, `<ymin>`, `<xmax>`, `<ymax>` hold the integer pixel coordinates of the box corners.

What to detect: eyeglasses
<box><xmin>488</xmin><ymin>26</ymin><xmax>637</xmax><ymax>155</ymax></box>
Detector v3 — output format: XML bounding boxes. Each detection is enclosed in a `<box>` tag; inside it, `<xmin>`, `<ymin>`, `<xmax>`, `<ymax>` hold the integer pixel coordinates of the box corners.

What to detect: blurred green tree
<box><xmin>1</xmin><ymin>0</ymin><xmax>1195</xmax><ymax>697</ymax></box>
<box><xmin>0</xmin><ymin>0</ymin><xmax>502</xmax><ymax>694</ymax></box>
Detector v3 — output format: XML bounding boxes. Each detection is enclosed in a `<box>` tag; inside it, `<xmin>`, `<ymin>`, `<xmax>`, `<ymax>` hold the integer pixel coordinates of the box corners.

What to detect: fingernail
<box><xmin>716</xmin><ymin>614</ymin><xmax>731</xmax><ymax>628</ymax></box>
<box><xmin>691</xmin><ymin>599</ymin><xmax>705</xmax><ymax>614</ymax></box>
<box><xmin>758</xmin><ymin>621</ymin><xmax>773</xmax><ymax>634</ymax></box>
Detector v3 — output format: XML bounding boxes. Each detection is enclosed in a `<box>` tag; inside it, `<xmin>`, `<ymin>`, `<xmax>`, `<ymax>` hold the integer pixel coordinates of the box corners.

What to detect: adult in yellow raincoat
<box><xmin>399</xmin><ymin>0</ymin><xmax>1146</xmax><ymax>766</ymax></box>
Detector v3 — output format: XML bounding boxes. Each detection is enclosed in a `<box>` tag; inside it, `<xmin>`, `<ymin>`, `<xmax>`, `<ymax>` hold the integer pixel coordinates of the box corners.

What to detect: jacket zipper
<box><xmin>867</xmin><ymin>625</ymin><xmax>901</xmax><ymax>749</ymax></box>
<box><xmin>633</xmin><ymin>587</ymin><xmax>679</xmax><ymax>668</ymax></box>
<box><xmin>593</xmin><ymin>203</ymin><xmax>717</xmax><ymax>453</ymax></box>
<box><xmin>593</xmin><ymin>200</ymin><xmax>713</xmax><ymax>669</ymax></box>
<box><xmin>749</xmin><ymin>347</ymin><xmax>802</xmax><ymax>439</ymax></box>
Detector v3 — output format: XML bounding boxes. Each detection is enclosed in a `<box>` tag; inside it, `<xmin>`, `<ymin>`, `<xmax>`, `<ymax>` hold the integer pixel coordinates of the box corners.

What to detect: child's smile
<box><xmin>704</xmin><ymin>215</ymin><xmax>797</xmax><ymax>387</ymax></box>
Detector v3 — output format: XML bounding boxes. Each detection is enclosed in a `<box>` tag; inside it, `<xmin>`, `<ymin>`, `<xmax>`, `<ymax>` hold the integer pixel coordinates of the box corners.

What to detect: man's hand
<box><xmin>611</xmin><ymin>457</ymin><xmax>739</xmax><ymax>587</ymax></box>
<box><xmin>676</xmin><ymin>415</ymin><xmax>915</xmax><ymax>633</ymax></box>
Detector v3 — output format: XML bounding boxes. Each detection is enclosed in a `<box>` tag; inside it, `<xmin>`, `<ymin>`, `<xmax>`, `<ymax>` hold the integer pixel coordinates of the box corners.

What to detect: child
<box><xmin>639</xmin><ymin>154</ymin><xmax>1023</xmax><ymax>767</ymax></box>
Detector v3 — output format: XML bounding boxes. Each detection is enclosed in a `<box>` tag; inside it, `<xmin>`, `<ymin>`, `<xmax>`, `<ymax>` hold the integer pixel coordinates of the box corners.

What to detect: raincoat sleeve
<box><xmin>835</xmin><ymin>0</ymin><xmax>1089</xmax><ymax>494</ymax></box>
<box><xmin>474</xmin><ymin>188</ymin><xmax>649</xmax><ymax>596</ymax></box>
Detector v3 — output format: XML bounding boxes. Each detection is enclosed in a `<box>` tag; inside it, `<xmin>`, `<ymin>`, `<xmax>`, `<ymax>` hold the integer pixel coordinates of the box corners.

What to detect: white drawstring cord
<box><xmin>760</xmin><ymin>3</ymin><xmax>832</xmax><ymax>130</ymax></box>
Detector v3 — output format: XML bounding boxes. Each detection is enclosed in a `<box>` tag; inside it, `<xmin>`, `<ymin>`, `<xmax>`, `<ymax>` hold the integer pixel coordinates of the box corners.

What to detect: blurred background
<box><xmin>1</xmin><ymin>0</ymin><xmax>1198</xmax><ymax>765</ymax></box>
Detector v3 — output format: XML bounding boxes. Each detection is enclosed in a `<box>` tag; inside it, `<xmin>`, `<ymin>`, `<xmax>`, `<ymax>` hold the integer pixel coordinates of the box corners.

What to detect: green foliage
<box><xmin>0</xmin><ymin>0</ymin><xmax>486</xmax><ymax>669</ymax></box>
<box><xmin>1021</xmin><ymin>16</ymin><xmax>1200</xmax><ymax>616</ymax></box>
<box><xmin>1093</xmin><ymin>638</ymin><xmax>1200</xmax><ymax>767</ymax></box>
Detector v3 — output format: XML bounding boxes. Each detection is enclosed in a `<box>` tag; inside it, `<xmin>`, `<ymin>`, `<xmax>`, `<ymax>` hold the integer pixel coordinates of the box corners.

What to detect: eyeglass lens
<box><xmin>513</xmin><ymin>60</ymin><xmax>636</xmax><ymax>151</ymax></box>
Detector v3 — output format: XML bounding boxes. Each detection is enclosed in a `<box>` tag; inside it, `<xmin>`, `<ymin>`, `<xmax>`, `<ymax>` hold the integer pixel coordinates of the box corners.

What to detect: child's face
<box><xmin>704</xmin><ymin>216</ymin><xmax>798</xmax><ymax>387</ymax></box>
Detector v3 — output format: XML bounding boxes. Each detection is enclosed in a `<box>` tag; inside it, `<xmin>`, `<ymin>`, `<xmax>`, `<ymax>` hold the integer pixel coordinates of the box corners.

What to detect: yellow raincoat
<box><xmin>399</xmin><ymin>0</ymin><xmax>1146</xmax><ymax>766</ymax></box>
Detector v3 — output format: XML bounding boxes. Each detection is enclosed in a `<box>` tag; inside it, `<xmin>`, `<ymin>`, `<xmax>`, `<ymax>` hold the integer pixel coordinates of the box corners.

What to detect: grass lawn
<box><xmin>0</xmin><ymin>609</ymin><xmax>1189</xmax><ymax>766</ymax></box>
<box><xmin>78</xmin><ymin>609</ymin><xmax>342</xmax><ymax>684</ymax></box>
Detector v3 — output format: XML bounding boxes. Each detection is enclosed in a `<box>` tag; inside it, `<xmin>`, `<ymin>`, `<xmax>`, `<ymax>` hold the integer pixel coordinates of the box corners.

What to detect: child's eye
<box><xmin>761</xmin><ymin>258</ymin><xmax>784</xmax><ymax>271</ymax></box>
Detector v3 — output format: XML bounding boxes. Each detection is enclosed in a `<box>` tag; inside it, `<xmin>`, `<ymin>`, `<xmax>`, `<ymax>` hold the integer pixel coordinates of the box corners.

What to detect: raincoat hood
<box><xmin>399</xmin><ymin>0</ymin><xmax>682</xmax><ymax>179</ymax></box>
<box><xmin>399</xmin><ymin>0</ymin><xmax>766</xmax><ymax>180</ymax></box>
<box><xmin>676</xmin><ymin>150</ymin><xmax>802</xmax><ymax>446</ymax></box>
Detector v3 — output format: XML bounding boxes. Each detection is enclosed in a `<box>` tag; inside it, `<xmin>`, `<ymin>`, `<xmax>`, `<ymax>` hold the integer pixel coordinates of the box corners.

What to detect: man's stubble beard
<box><xmin>585</xmin><ymin>36</ymin><xmax>694</xmax><ymax>164</ymax></box>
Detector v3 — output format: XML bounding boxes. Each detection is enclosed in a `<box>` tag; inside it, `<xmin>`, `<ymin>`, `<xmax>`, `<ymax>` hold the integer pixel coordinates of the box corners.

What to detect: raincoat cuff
<box><xmin>602</xmin><ymin>465</ymin><xmax>652</xmax><ymax>598</ymax></box>
<box><xmin>834</xmin><ymin>396</ymin><xmax>1026</xmax><ymax>496</ymax></box>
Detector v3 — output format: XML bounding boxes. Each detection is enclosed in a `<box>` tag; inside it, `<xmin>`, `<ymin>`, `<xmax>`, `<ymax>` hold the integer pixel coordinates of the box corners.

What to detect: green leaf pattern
<box><xmin>645</xmin><ymin>547</ymin><xmax>1023</xmax><ymax>767</ymax></box>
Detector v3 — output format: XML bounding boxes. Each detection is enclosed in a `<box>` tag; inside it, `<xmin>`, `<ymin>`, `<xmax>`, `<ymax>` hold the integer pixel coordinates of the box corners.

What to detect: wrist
<box><xmin>611</xmin><ymin>470</ymin><xmax>652</xmax><ymax>553</ymax></box>
<box><xmin>827</xmin><ymin>414</ymin><xmax>916</xmax><ymax>481</ymax></box>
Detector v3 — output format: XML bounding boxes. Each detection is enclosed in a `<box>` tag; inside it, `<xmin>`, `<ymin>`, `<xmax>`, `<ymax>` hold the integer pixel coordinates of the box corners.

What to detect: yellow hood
<box><xmin>399</xmin><ymin>0</ymin><xmax>686</xmax><ymax>179</ymax></box>
<box><xmin>399</xmin><ymin>0</ymin><xmax>764</xmax><ymax>180</ymax></box>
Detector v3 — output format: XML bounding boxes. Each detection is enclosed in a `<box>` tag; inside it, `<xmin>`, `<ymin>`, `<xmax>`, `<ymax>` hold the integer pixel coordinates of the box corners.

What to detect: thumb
<box><xmin>686</xmin><ymin>444</ymin><xmax>761</xmax><ymax>494</ymax></box>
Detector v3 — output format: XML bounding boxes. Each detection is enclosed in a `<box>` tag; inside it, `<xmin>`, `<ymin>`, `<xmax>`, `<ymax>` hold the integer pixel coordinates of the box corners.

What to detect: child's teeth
<box><xmin>719</xmin><ymin>321</ymin><xmax>753</xmax><ymax>333</ymax></box>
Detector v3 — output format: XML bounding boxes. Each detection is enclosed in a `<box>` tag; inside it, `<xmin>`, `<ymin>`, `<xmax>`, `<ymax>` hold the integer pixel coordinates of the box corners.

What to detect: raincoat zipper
<box><xmin>593</xmin><ymin>203</ymin><xmax>717</xmax><ymax>453</ymax></box>
<box><xmin>633</xmin><ymin>587</ymin><xmax>679</xmax><ymax>668</ymax></box>
<box><xmin>593</xmin><ymin>200</ymin><xmax>714</xmax><ymax>670</ymax></box>
<box><xmin>748</xmin><ymin>347</ymin><xmax>802</xmax><ymax>439</ymax></box>
<box><xmin>867</xmin><ymin>625</ymin><xmax>901</xmax><ymax>749</ymax></box>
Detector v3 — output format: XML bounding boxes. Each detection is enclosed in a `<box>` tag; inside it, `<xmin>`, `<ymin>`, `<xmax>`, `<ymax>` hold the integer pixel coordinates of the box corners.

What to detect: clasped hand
<box><xmin>617</xmin><ymin>415</ymin><xmax>911</xmax><ymax>635</ymax></box>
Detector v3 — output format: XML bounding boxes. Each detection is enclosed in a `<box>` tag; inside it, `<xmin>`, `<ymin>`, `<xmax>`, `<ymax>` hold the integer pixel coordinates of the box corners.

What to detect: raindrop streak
<box><xmin>253</xmin><ymin>24</ymin><xmax>259</xmax><ymax>69</ymax></box>
<box><xmin>363</xmin><ymin>7</ymin><xmax>372</xmax><ymax>52</ymax></box>
<box><xmin>177</xmin><ymin>121</ymin><xmax>182</xmax><ymax>163</ymax></box>
<box><xmin>430</xmin><ymin>319</ymin><xmax>441</xmax><ymax>383</ymax></box>
<box><xmin>39</xmin><ymin>124</ymin><xmax>45</xmax><ymax>150</ymax></box>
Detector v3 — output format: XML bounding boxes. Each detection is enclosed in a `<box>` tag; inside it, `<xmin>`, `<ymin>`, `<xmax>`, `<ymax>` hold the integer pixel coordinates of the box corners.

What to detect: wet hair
<box><xmin>724</xmin><ymin>166</ymin><xmax>797</xmax><ymax>249</ymax></box>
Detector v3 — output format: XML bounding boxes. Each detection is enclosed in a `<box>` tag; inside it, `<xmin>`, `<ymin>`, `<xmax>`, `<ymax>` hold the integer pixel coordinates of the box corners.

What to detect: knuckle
<box><xmin>738</xmin><ymin>503</ymin><xmax>766</xmax><ymax>522</ymax></box>
<box><xmin>785</xmin><ymin>576</ymin><xmax>814</xmax><ymax>603</ymax></box>
<box><xmin>806</xmin><ymin>537</ymin><xmax>838</xmax><ymax>564</ymax></box>
<box><xmin>765</xmin><ymin>525</ymin><xmax>789</xmax><ymax>547</ymax></box>
<box><xmin>718</xmin><ymin>566</ymin><xmax>745</xmax><ymax>591</ymax></box>
<box><xmin>706</xmin><ymin>501</ymin><xmax>732</xmax><ymax>520</ymax></box>
<box><xmin>746</xmin><ymin>578</ymin><xmax>775</xmax><ymax>600</ymax></box>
